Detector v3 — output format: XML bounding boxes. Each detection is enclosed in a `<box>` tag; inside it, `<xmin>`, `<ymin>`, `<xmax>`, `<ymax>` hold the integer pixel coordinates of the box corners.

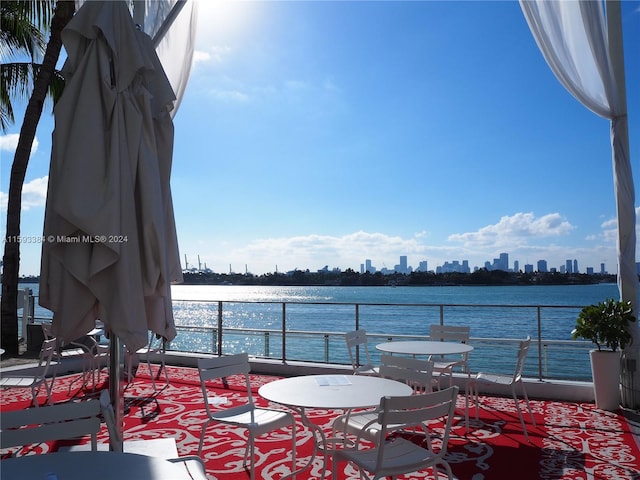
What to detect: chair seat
<box><xmin>354</xmin><ymin>364</ymin><xmax>379</xmax><ymax>376</ymax></box>
<box><xmin>0</xmin><ymin>377</ymin><xmax>41</xmax><ymax>387</ymax></box>
<box><xmin>474</xmin><ymin>372</ymin><xmax>514</xmax><ymax>386</ymax></box>
<box><xmin>340</xmin><ymin>437</ymin><xmax>441</xmax><ymax>476</ymax></box>
<box><xmin>334</xmin><ymin>412</ymin><xmax>416</xmax><ymax>444</ymax></box>
<box><xmin>211</xmin><ymin>405</ymin><xmax>293</xmax><ymax>434</ymax></box>
<box><xmin>432</xmin><ymin>360</ymin><xmax>464</xmax><ymax>371</ymax></box>
<box><xmin>334</xmin><ymin>411</ymin><xmax>381</xmax><ymax>442</ymax></box>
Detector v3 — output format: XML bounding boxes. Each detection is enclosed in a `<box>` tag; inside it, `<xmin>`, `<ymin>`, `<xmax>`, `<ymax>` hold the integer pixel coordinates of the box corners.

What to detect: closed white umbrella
<box><xmin>39</xmin><ymin>0</ymin><xmax>183</xmax><ymax>448</ymax></box>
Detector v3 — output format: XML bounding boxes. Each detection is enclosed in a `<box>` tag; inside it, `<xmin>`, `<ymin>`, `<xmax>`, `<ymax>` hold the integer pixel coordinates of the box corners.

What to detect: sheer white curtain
<box><xmin>520</xmin><ymin>0</ymin><xmax>638</xmax><ymax>405</ymax></box>
<box><xmin>133</xmin><ymin>0</ymin><xmax>198</xmax><ymax>115</ymax></box>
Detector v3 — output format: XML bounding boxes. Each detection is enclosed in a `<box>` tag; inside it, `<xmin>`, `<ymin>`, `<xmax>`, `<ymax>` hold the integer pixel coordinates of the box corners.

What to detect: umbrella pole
<box><xmin>108</xmin><ymin>334</ymin><xmax>124</xmax><ymax>452</ymax></box>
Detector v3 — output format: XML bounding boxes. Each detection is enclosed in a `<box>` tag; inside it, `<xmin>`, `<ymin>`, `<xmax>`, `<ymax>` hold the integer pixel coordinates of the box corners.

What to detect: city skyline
<box><xmin>1</xmin><ymin>1</ymin><xmax>639</xmax><ymax>277</ymax></box>
<box><xmin>183</xmin><ymin>252</ymin><xmax>617</xmax><ymax>277</ymax></box>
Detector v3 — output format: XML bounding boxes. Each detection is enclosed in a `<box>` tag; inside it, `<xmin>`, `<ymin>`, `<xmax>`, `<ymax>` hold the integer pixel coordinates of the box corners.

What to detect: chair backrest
<box><xmin>429</xmin><ymin>324</ymin><xmax>470</xmax><ymax>343</ymax></box>
<box><xmin>198</xmin><ymin>353</ymin><xmax>254</xmax><ymax>414</ymax></box>
<box><xmin>375</xmin><ymin>386</ymin><xmax>459</xmax><ymax>468</ymax></box>
<box><xmin>0</xmin><ymin>397</ymin><xmax>101</xmax><ymax>450</ymax></box>
<box><xmin>345</xmin><ymin>329</ymin><xmax>373</xmax><ymax>370</ymax></box>
<box><xmin>38</xmin><ymin>338</ymin><xmax>57</xmax><ymax>377</ymax></box>
<box><xmin>379</xmin><ymin>355</ymin><xmax>433</xmax><ymax>392</ymax></box>
<box><xmin>512</xmin><ymin>336</ymin><xmax>532</xmax><ymax>383</ymax></box>
<box><xmin>41</xmin><ymin>322</ymin><xmax>54</xmax><ymax>340</ymax></box>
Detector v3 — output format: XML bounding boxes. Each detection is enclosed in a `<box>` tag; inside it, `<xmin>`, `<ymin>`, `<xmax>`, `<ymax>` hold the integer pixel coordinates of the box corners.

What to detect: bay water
<box><xmin>22</xmin><ymin>282</ymin><xmax>627</xmax><ymax>380</ymax></box>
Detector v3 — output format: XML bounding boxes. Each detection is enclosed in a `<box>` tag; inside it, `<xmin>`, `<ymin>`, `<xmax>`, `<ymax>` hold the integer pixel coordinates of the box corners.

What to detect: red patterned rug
<box><xmin>2</xmin><ymin>365</ymin><xmax>639</xmax><ymax>479</ymax></box>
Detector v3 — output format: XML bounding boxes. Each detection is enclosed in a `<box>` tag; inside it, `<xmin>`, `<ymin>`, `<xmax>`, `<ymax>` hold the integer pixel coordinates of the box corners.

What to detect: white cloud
<box><xmin>448</xmin><ymin>212</ymin><xmax>574</xmax><ymax>247</ymax></box>
<box><xmin>192</xmin><ymin>50</ymin><xmax>212</xmax><ymax>65</ymax></box>
<box><xmin>208</xmin><ymin>88</ymin><xmax>250</xmax><ymax>102</ymax></box>
<box><xmin>1</xmin><ymin>176</ymin><xmax>48</xmax><ymax>212</ymax></box>
<box><xmin>193</xmin><ymin>45</ymin><xmax>232</xmax><ymax>66</ymax></box>
<box><xmin>0</xmin><ymin>133</ymin><xmax>38</xmax><ymax>156</ymax></box>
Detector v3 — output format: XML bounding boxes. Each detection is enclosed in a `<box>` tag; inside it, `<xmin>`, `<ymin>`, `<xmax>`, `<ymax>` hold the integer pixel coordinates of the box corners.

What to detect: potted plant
<box><xmin>572</xmin><ymin>298</ymin><xmax>636</xmax><ymax>410</ymax></box>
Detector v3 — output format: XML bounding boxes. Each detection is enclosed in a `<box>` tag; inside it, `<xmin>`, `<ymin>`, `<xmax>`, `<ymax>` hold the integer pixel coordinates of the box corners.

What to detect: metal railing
<box><xmin>27</xmin><ymin>296</ymin><xmax>594</xmax><ymax>382</ymax></box>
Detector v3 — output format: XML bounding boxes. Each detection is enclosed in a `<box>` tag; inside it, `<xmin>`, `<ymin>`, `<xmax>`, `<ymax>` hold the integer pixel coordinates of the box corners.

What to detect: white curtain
<box><xmin>520</xmin><ymin>0</ymin><xmax>638</xmax><ymax>405</ymax></box>
<box><xmin>134</xmin><ymin>0</ymin><xmax>198</xmax><ymax>115</ymax></box>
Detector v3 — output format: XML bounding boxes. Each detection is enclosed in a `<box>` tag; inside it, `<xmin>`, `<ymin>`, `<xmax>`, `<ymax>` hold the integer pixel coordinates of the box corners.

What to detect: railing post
<box><xmin>324</xmin><ymin>334</ymin><xmax>330</xmax><ymax>362</ymax></box>
<box><xmin>264</xmin><ymin>332</ymin><xmax>270</xmax><ymax>357</ymax></box>
<box><xmin>439</xmin><ymin>305</ymin><xmax>444</xmax><ymax>326</ymax></box>
<box><xmin>355</xmin><ymin>304</ymin><xmax>360</xmax><ymax>366</ymax></box>
<box><xmin>217</xmin><ymin>301</ymin><xmax>223</xmax><ymax>356</ymax></box>
<box><xmin>537</xmin><ymin>306</ymin><xmax>543</xmax><ymax>380</ymax></box>
<box><xmin>281</xmin><ymin>303</ymin><xmax>287</xmax><ymax>362</ymax></box>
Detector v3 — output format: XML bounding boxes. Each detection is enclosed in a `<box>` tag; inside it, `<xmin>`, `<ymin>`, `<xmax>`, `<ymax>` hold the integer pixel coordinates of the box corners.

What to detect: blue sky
<box><xmin>1</xmin><ymin>1</ymin><xmax>639</xmax><ymax>276</ymax></box>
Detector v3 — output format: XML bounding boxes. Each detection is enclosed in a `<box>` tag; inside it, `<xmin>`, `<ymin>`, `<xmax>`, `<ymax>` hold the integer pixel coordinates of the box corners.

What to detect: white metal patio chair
<box><xmin>125</xmin><ymin>331</ymin><xmax>170</xmax><ymax>392</ymax></box>
<box><xmin>197</xmin><ymin>353</ymin><xmax>296</xmax><ymax>480</ymax></box>
<box><xmin>332</xmin><ymin>354</ymin><xmax>434</xmax><ymax>444</ymax></box>
<box><xmin>41</xmin><ymin>323</ymin><xmax>96</xmax><ymax>391</ymax></box>
<box><xmin>429</xmin><ymin>324</ymin><xmax>471</xmax><ymax>389</ymax></box>
<box><xmin>0</xmin><ymin>394</ymin><xmax>101</xmax><ymax>451</ymax></box>
<box><xmin>466</xmin><ymin>336</ymin><xmax>536</xmax><ymax>441</ymax></box>
<box><xmin>97</xmin><ymin>390</ymin><xmax>207</xmax><ymax>479</ymax></box>
<box><xmin>346</xmin><ymin>329</ymin><xmax>379</xmax><ymax>375</ymax></box>
<box><xmin>0</xmin><ymin>338</ymin><xmax>56</xmax><ymax>407</ymax></box>
<box><xmin>332</xmin><ymin>386</ymin><xmax>459</xmax><ymax>480</ymax></box>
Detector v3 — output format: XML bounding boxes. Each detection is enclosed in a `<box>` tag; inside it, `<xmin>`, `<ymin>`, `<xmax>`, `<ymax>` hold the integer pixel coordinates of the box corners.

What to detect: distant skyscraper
<box><xmin>573</xmin><ymin>259</ymin><xmax>579</xmax><ymax>274</ymax></box>
<box><xmin>524</xmin><ymin>264</ymin><xmax>534</xmax><ymax>273</ymax></box>
<box><xmin>537</xmin><ymin>260</ymin><xmax>548</xmax><ymax>273</ymax></box>
<box><xmin>513</xmin><ymin>260</ymin><xmax>519</xmax><ymax>272</ymax></box>
<box><xmin>365</xmin><ymin>259</ymin><xmax>376</xmax><ymax>274</ymax></box>
<box><xmin>566</xmin><ymin>260</ymin><xmax>573</xmax><ymax>274</ymax></box>
<box><xmin>399</xmin><ymin>255</ymin><xmax>408</xmax><ymax>274</ymax></box>
<box><xmin>499</xmin><ymin>253</ymin><xmax>509</xmax><ymax>271</ymax></box>
<box><xmin>416</xmin><ymin>260</ymin><xmax>428</xmax><ymax>272</ymax></box>
<box><xmin>601</xmin><ymin>263</ymin><xmax>606</xmax><ymax>274</ymax></box>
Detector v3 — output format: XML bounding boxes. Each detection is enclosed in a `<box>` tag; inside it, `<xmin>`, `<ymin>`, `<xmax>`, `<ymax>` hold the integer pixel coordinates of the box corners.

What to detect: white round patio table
<box><xmin>376</xmin><ymin>340</ymin><xmax>473</xmax><ymax>356</ymax></box>
<box><xmin>1</xmin><ymin>451</ymin><xmax>194</xmax><ymax>480</ymax></box>
<box><xmin>259</xmin><ymin>374</ymin><xmax>413</xmax><ymax>478</ymax></box>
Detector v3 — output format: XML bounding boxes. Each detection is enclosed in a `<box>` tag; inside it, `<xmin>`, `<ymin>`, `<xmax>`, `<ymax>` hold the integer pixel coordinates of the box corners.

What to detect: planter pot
<box><xmin>590</xmin><ymin>349</ymin><xmax>621</xmax><ymax>411</ymax></box>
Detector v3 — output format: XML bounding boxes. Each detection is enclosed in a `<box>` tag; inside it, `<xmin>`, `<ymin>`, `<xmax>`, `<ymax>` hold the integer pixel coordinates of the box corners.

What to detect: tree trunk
<box><xmin>1</xmin><ymin>0</ymin><xmax>74</xmax><ymax>354</ymax></box>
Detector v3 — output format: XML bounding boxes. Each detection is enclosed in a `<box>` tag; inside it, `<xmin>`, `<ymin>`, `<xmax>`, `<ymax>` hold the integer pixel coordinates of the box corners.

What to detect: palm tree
<box><xmin>1</xmin><ymin>0</ymin><xmax>75</xmax><ymax>354</ymax></box>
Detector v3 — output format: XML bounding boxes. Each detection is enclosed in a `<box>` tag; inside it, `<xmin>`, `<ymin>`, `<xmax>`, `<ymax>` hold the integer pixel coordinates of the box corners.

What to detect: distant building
<box><xmin>537</xmin><ymin>260</ymin><xmax>548</xmax><ymax>273</ymax></box>
<box><xmin>486</xmin><ymin>253</ymin><xmax>509</xmax><ymax>272</ymax></box>
<box><xmin>365</xmin><ymin>259</ymin><xmax>376</xmax><ymax>274</ymax></box>
<box><xmin>586</xmin><ymin>267</ymin><xmax>594</xmax><ymax>275</ymax></box>
<box><xmin>415</xmin><ymin>260</ymin><xmax>428</xmax><ymax>272</ymax></box>
<box><xmin>565</xmin><ymin>260</ymin><xmax>573</xmax><ymax>274</ymax></box>
<box><xmin>437</xmin><ymin>260</ymin><xmax>470</xmax><ymax>274</ymax></box>
<box><xmin>524</xmin><ymin>264</ymin><xmax>534</xmax><ymax>273</ymax></box>
<box><xmin>573</xmin><ymin>259</ymin><xmax>579</xmax><ymax>274</ymax></box>
<box><xmin>513</xmin><ymin>260</ymin><xmax>519</xmax><ymax>272</ymax></box>
<box><xmin>601</xmin><ymin>263</ymin><xmax>607</xmax><ymax>274</ymax></box>
<box><xmin>394</xmin><ymin>255</ymin><xmax>411</xmax><ymax>274</ymax></box>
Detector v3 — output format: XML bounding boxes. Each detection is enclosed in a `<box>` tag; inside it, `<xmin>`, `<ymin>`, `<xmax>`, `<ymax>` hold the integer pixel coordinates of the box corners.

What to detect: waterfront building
<box><xmin>415</xmin><ymin>260</ymin><xmax>428</xmax><ymax>272</ymax></box>
<box><xmin>365</xmin><ymin>259</ymin><xmax>376</xmax><ymax>274</ymax></box>
<box><xmin>537</xmin><ymin>260</ymin><xmax>548</xmax><ymax>272</ymax></box>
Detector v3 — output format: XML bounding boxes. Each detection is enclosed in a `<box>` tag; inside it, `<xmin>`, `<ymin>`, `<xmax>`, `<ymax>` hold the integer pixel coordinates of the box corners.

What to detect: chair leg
<box><xmin>511</xmin><ymin>385</ymin><xmax>529</xmax><ymax>442</ymax></box>
<box><xmin>197</xmin><ymin>420</ymin><xmax>212</xmax><ymax>456</ymax></box>
<box><xmin>521</xmin><ymin>383</ymin><xmax>536</xmax><ymax>427</ymax></box>
<box><xmin>290</xmin><ymin>420</ymin><xmax>297</xmax><ymax>477</ymax></box>
<box><xmin>247</xmin><ymin>435</ymin><xmax>255</xmax><ymax>480</ymax></box>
